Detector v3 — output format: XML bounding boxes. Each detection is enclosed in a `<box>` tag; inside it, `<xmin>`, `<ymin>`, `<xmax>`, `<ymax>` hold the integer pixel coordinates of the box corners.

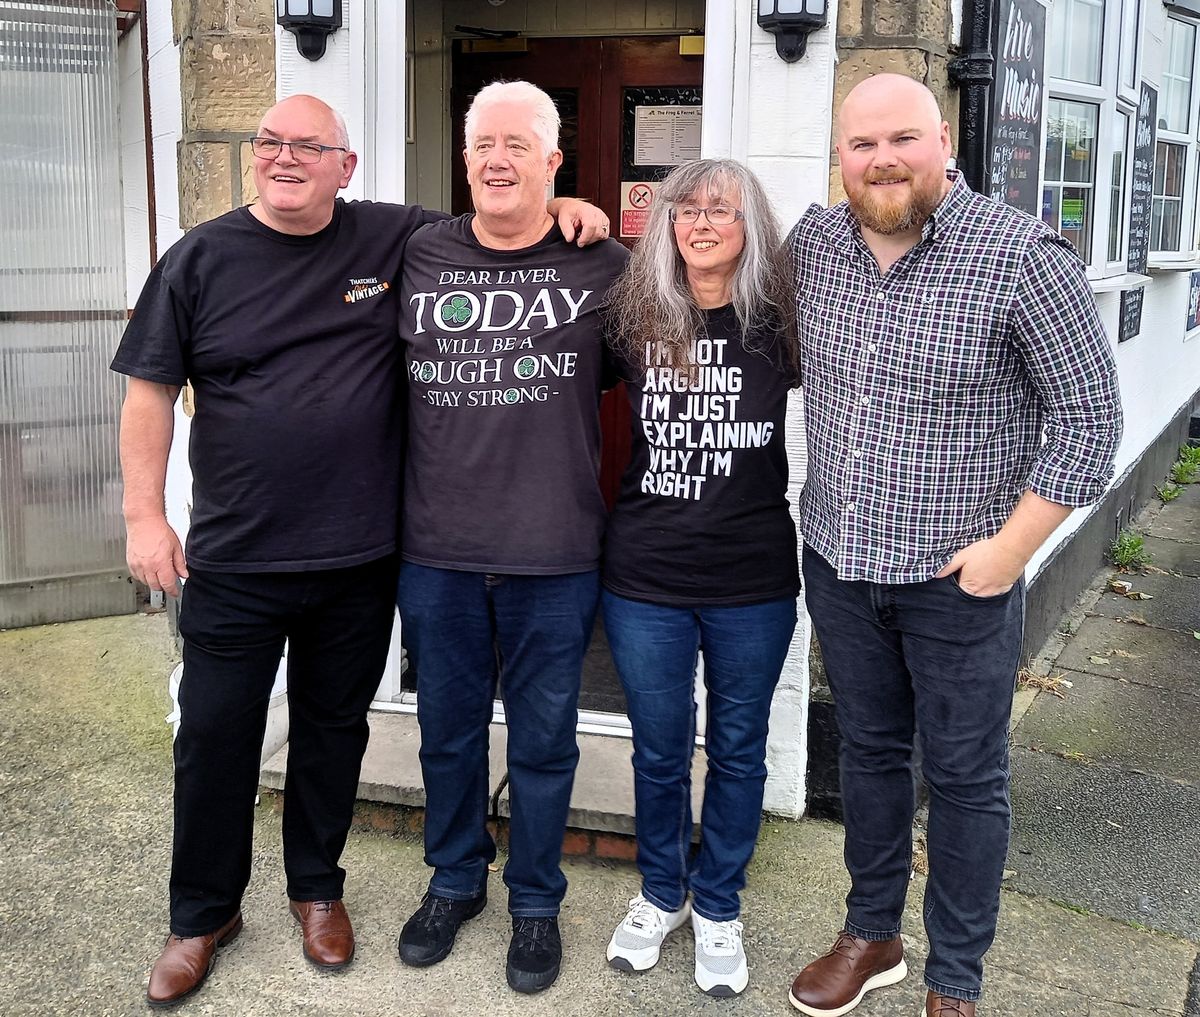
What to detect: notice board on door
<box><xmin>619</xmin><ymin>86</ymin><xmax>702</xmax><ymax>237</ymax></box>
<box><xmin>1120</xmin><ymin>82</ymin><xmax>1157</xmax><ymax>344</ymax></box>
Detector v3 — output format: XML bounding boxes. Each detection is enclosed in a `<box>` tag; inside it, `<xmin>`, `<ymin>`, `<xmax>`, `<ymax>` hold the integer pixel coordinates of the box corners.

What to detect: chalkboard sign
<box><xmin>989</xmin><ymin>0</ymin><xmax>1047</xmax><ymax>216</ymax></box>
<box><xmin>1120</xmin><ymin>82</ymin><xmax>1157</xmax><ymax>343</ymax></box>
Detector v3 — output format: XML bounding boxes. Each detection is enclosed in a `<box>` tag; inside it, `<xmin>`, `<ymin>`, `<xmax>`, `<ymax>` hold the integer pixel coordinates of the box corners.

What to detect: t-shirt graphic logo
<box><xmin>503</xmin><ymin>388</ymin><xmax>520</xmax><ymax>404</ymax></box>
<box><xmin>441</xmin><ymin>296</ymin><xmax>472</xmax><ymax>325</ymax></box>
<box><xmin>344</xmin><ymin>276</ymin><xmax>390</xmax><ymax>304</ymax></box>
<box><xmin>514</xmin><ymin>356</ymin><xmax>538</xmax><ymax>379</ymax></box>
<box><xmin>419</xmin><ymin>362</ymin><xmax>437</xmax><ymax>383</ymax></box>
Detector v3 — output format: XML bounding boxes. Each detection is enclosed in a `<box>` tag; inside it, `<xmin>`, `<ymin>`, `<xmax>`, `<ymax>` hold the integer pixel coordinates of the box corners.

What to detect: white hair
<box><xmin>328</xmin><ymin>107</ymin><xmax>350</xmax><ymax>150</ymax></box>
<box><xmin>464</xmin><ymin>79</ymin><xmax>560</xmax><ymax>156</ymax></box>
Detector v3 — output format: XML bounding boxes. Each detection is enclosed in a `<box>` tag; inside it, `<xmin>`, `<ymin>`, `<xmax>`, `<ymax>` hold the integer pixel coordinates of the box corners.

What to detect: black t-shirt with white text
<box><xmin>603</xmin><ymin>305</ymin><xmax>800</xmax><ymax>605</ymax></box>
<box><xmin>398</xmin><ymin>215</ymin><xmax>628</xmax><ymax>573</ymax></box>
<box><xmin>111</xmin><ymin>199</ymin><xmax>441</xmax><ymax>571</ymax></box>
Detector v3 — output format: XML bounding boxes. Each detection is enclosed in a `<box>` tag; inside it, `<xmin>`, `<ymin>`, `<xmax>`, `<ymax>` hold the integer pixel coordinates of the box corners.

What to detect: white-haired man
<box><xmin>111</xmin><ymin>93</ymin><xmax>607</xmax><ymax>1008</ymax></box>
<box><xmin>395</xmin><ymin>80</ymin><xmax>627</xmax><ymax>994</ymax></box>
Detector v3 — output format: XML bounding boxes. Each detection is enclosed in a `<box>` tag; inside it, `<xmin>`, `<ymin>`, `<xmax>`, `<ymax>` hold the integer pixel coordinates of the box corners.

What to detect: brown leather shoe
<box><xmin>146</xmin><ymin>912</ymin><xmax>243</xmax><ymax>1008</ymax></box>
<box><xmin>289</xmin><ymin>899</ymin><xmax>355</xmax><ymax>970</ymax></box>
<box><xmin>788</xmin><ymin>930</ymin><xmax>907</xmax><ymax>1016</ymax></box>
<box><xmin>925</xmin><ymin>991</ymin><xmax>977</xmax><ymax>1016</ymax></box>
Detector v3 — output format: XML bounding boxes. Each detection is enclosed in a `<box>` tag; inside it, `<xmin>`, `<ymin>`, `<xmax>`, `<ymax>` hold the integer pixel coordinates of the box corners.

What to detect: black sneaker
<box><xmin>397</xmin><ymin>891</ymin><xmax>487</xmax><ymax>967</ymax></box>
<box><xmin>506</xmin><ymin>916</ymin><xmax>562</xmax><ymax>994</ymax></box>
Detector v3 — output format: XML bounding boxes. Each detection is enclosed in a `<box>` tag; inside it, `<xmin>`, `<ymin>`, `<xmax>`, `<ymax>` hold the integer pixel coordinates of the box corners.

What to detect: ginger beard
<box><xmin>844</xmin><ymin>167</ymin><xmax>945</xmax><ymax>236</ymax></box>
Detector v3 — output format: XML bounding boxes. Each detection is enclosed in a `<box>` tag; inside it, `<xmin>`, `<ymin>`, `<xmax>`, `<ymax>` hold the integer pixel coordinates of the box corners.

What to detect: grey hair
<box><xmin>606</xmin><ymin>159</ymin><xmax>797</xmax><ymax>375</ymax></box>
<box><xmin>328</xmin><ymin>107</ymin><xmax>350</xmax><ymax>150</ymax></box>
<box><xmin>464</xmin><ymin>80</ymin><xmax>560</xmax><ymax>157</ymax></box>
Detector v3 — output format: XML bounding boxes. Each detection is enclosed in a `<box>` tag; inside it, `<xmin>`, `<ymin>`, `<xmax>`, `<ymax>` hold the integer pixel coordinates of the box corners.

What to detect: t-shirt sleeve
<box><xmin>109</xmin><ymin>262</ymin><xmax>190</xmax><ymax>385</ymax></box>
<box><xmin>417</xmin><ymin>206</ymin><xmax>452</xmax><ymax>227</ymax></box>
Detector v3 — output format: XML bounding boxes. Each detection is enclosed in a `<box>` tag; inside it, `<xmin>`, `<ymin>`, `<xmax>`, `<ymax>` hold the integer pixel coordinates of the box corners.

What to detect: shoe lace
<box><xmin>512</xmin><ymin>917</ymin><xmax>553</xmax><ymax>951</ymax></box>
<box><xmin>311</xmin><ymin>900</ymin><xmax>336</xmax><ymax>913</ymax></box>
<box><xmin>829</xmin><ymin>930</ymin><xmax>861</xmax><ymax>960</ymax></box>
<box><xmin>622</xmin><ymin>895</ymin><xmax>670</xmax><ymax>935</ymax></box>
<box><xmin>416</xmin><ymin>894</ymin><xmax>456</xmax><ymax>927</ymax></box>
<box><xmin>696</xmin><ymin>916</ymin><xmax>743</xmax><ymax>956</ymax></box>
<box><xmin>930</xmin><ymin>996</ymin><xmax>971</xmax><ymax>1016</ymax></box>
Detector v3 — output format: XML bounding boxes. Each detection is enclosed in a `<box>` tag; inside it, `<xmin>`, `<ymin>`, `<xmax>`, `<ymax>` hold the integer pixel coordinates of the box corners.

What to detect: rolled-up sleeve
<box><xmin>1011</xmin><ymin>235</ymin><xmax>1123</xmax><ymax>507</ymax></box>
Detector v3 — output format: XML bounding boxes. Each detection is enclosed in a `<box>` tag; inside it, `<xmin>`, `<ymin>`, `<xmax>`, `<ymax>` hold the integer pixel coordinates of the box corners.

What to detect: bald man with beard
<box><xmin>112</xmin><ymin>93</ymin><xmax>607</xmax><ymax>1008</ymax></box>
<box><xmin>785</xmin><ymin>75</ymin><xmax>1122</xmax><ymax>1017</ymax></box>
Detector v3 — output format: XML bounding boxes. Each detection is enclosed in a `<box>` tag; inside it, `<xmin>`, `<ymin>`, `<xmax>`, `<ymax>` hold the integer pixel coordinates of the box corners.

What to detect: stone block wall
<box><xmin>830</xmin><ymin>0</ymin><xmax>961</xmax><ymax>204</ymax></box>
<box><xmin>175</xmin><ymin>0</ymin><xmax>275</xmax><ymax>229</ymax></box>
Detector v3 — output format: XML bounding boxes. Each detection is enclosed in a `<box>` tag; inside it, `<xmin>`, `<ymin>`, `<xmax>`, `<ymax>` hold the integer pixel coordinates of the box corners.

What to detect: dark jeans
<box><xmin>396</xmin><ymin>562</ymin><xmax>599</xmax><ymax>917</ymax></box>
<box><xmin>802</xmin><ymin>547</ymin><xmax>1024</xmax><ymax>1002</ymax></box>
<box><xmin>602</xmin><ymin>591</ymin><xmax>796</xmax><ymax>921</ymax></box>
<box><xmin>171</xmin><ymin>556</ymin><xmax>399</xmax><ymax>936</ymax></box>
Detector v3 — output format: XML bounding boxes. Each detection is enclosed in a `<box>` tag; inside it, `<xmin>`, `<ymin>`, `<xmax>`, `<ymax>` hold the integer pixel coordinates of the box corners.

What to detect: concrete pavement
<box><xmin>6</xmin><ymin>474</ymin><xmax>1200</xmax><ymax>1016</ymax></box>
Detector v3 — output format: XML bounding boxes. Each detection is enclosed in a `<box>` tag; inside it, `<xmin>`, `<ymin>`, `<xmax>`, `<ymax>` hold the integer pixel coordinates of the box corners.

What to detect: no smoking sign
<box><xmin>620</xmin><ymin>180</ymin><xmax>657</xmax><ymax>238</ymax></box>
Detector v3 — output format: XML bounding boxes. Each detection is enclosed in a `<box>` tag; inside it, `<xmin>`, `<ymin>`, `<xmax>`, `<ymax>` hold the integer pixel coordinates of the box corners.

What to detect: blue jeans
<box><xmin>397</xmin><ymin>563</ymin><xmax>599</xmax><ymax>917</ymax></box>
<box><xmin>802</xmin><ymin>547</ymin><xmax>1025</xmax><ymax>1002</ymax></box>
<box><xmin>601</xmin><ymin>590</ymin><xmax>797</xmax><ymax>921</ymax></box>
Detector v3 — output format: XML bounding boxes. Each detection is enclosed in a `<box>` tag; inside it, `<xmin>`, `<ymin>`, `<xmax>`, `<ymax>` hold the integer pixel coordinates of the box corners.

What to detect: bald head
<box><xmin>834</xmin><ymin>74</ymin><xmax>953</xmax><ymax>240</ymax></box>
<box><xmin>260</xmin><ymin>94</ymin><xmax>350</xmax><ymax>150</ymax></box>
<box><xmin>838</xmin><ymin>74</ymin><xmax>943</xmax><ymax>145</ymax></box>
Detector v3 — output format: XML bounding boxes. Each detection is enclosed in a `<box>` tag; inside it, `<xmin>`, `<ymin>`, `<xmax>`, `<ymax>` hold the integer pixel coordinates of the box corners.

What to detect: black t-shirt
<box><xmin>111</xmin><ymin>199</ymin><xmax>441</xmax><ymax>571</ymax></box>
<box><xmin>603</xmin><ymin>305</ymin><xmax>800</xmax><ymax>605</ymax></box>
<box><xmin>398</xmin><ymin>215</ymin><xmax>628</xmax><ymax>573</ymax></box>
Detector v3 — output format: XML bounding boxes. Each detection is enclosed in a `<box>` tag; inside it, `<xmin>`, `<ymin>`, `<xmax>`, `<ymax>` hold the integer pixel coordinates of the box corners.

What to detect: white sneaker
<box><xmin>692</xmin><ymin>911</ymin><xmax>748</xmax><ymax>996</ymax></box>
<box><xmin>606</xmin><ymin>894</ymin><xmax>691</xmax><ymax>972</ymax></box>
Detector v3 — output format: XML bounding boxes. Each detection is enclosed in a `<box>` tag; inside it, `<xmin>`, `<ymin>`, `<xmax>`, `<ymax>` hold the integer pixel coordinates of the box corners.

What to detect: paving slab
<box><xmin>1009</xmin><ymin>747</ymin><xmax>1200</xmax><ymax>941</ymax></box>
<box><xmin>1090</xmin><ymin>572</ymin><xmax>1200</xmax><ymax>635</ymax></box>
<box><xmin>1146</xmin><ymin>484</ymin><xmax>1200</xmax><ymax>543</ymax></box>
<box><xmin>1141</xmin><ymin>536</ymin><xmax>1200</xmax><ymax>577</ymax></box>
<box><xmin>1053</xmin><ymin>616</ymin><xmax>1200</xmax><ymax>695</ymax></box>
<box><xmin>6</xmin><ymin>614</ymin><xmax>1198</xmax><ymax>1017</ymax></box>
<box><xmin>1013</xmin><ymin>670</ymin><xmax>1200</xmax><ymax>786</ymax></box>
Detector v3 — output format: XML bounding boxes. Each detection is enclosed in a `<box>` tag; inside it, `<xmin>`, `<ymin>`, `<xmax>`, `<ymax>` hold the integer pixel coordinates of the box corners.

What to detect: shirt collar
<box><xmin>830</xmin><ymin>168</ymin><xmax>972</xmax><ymax>255</ymax></box>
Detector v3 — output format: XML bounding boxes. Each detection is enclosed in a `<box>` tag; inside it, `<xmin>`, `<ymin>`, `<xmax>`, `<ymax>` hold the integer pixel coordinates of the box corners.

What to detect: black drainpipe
<box><xmin>948</xmin><ymin>0</ymin><xmax>997</xmax><ymax>193</ymax></box>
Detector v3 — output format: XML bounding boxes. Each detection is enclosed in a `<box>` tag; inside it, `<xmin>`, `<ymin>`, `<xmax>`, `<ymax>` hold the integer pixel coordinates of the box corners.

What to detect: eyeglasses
<box><xmin>669</xmin><ymin>205</ymin><xmax>744</xmax><ymax>226</ymax></box>
<box><xmin>249</xmin><ymin>137</ymin><xmax>347</xmax><ymax>164</ymax></box>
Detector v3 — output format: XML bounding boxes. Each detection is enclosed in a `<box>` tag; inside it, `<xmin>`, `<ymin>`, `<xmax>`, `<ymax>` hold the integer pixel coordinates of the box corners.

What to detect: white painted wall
<box><xmin>710</xmin><ymin>1</ymin><xmax>839</xmax><ymax>817</ymax></box>
<box><xmin>118</xmin><ymin>27</ymin><xmax>150</xmax><ymax>307</ymax></box>
<box><xmin>138</xmin><ymin>6</ymin><xmax>193</xmax><ymax>563</ymax></box>
<box><xmin>1027</xmin><ymin>1</ymin><xmax>1200</xmax><ymax>579</ymax></box>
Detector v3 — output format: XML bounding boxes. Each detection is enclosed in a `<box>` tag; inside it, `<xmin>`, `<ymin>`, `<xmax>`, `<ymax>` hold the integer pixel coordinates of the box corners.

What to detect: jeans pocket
<box><xmin>947</xmin><ymin>572</ymin><xmax>1014</xmax><ymax>602</ymax></box>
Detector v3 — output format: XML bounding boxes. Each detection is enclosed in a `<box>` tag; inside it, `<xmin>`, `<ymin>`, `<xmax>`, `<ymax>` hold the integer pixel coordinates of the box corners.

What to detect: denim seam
<box><xmin>844</xmin><ymin>920</ymin><xmax>901</xmax><ymax>941</ymax></box>
<box><xmin>428</xmin><ymin>881</ymin><xmax>486</xmax><ymax>902</ymax></box>
<box><xmin>924</xmin><ymin>977</ymin><xmax>982</xmax><ymax>1002</ymax></box>
<box><xmin>510</xmin><ymin>907</ymin><xmax>560</xmax><ymax>919</ymax></box>
<box><xmin>642</xmin><ymin>887</ymin><xmax>688</xmax><ymax>915</ymax></box>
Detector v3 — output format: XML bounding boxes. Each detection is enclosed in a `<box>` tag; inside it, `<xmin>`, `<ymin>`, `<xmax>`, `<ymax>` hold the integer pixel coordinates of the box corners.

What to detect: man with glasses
<box><xmin>111</xmin><ymin>93</ymin><xmax>607</xmax><ymax>1008</ymax></box>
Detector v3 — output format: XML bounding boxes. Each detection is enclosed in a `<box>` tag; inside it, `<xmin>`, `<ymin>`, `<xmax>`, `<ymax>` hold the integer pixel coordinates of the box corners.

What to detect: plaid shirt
<box><xmin>789</xmin><ymin>171</ymin><xmax>1123</xmax><ymax>584</ymax></box>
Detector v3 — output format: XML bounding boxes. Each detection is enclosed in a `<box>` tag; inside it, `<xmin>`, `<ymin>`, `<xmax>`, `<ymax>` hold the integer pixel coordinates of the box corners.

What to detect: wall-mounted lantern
<box><xmin>757</xmin><ymin>0</ymin><xmax>828</xmax><ymax>63</ymax></box>
<box><xmin>276</xmin><ymin>0</ymin><xmax>342</xmax><ymax>61</ymax></box>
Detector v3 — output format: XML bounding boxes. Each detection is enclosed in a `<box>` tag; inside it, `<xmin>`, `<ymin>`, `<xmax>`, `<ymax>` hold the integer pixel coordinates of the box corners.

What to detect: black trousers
<box><xmin>170</xmin><ymin>556</ymin><xmax>398</xmax><ymax>936</ymax></box>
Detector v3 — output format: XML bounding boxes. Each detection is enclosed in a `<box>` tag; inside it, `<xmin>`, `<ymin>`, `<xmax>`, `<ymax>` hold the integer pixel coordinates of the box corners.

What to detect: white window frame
<box><xmin>1152</xmin><ymin>14</ymin><xmax>1200</xmax><ymax>255</ymax></box>
<box><xmin>1046</xmin><ymin>0</ymin><xmax>1144</xmax><ymax>277</ymax></box>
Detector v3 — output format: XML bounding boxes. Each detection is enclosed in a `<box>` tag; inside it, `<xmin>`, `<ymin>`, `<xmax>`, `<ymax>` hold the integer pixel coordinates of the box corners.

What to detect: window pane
<box><xmin>1044</xmin><ymin>99</ymin><xmax>1098</xmax><ymax>260</ymax></box>
<box><xmin>1163</xmin><ymin>20</ymin><xmax>1196</xmax><ymax>133</ymax></box>
<box><xmin>1119</xmin><ymin>0</ymin><xmax>1139</xmax><ymax>91</ymax></box>
<box><xmin>1109</xmin><ymin>111</ymin><xmax>1129</xmax><ymax>262</ymax></box>
<box><xmin>1048</xmin><ymin>0</ymin><xmax>1105</xmax><ymax>85</ymax></box>
<box><xmin>1152</xmin><ymin>142</ymin><xmax>1188</xmax><ymax>251</ymax></box>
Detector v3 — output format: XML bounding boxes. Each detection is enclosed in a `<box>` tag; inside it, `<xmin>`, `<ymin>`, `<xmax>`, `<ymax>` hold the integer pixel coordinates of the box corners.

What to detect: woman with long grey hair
<box><xmin>602</xmin><ymin>159</ymin><xmax>800</xmax><ymax>997</ymax></box>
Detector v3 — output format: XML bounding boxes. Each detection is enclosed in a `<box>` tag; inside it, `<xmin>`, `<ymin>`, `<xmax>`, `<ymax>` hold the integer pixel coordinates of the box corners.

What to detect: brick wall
<box><xmin>830</xmin><ymin>0</ymin><xmax>961</xmax><ymax>204</ymax></box>
<box><xmin>174</xmin><ymin>0</ymin><xmax>275</xmax><ymax>229</ymax></box>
